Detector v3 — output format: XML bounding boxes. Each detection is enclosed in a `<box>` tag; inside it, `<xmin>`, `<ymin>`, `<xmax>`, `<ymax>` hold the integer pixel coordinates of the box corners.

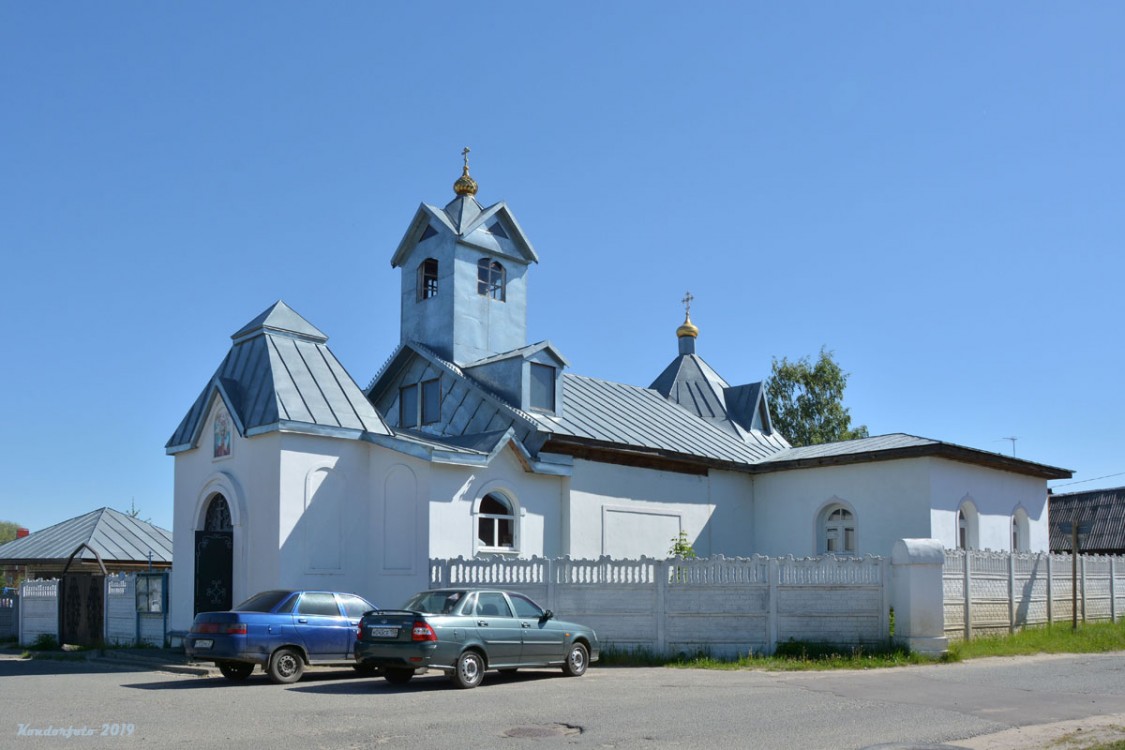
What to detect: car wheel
<box><xmin>384</xmin><ymin>668</ymin><xmax>414</xmax><ymax>685</ymax></box>
<box><xmin>267</xmin><ymin>648</ymin><xmax>304</xmax><ymax>684</ymax></box>
<box><xmin>353</xmin><ymin>664</ymin><xmax>381</xmax><ymax>677</ymax></box>
<box><xmin>562</xmin><ymin>642</ymin><xmax>588</xmax><ymax>677</ymax></box>
<box><xmin>218</xmin><ymin>661</ymin><xmax>254</xmax><ymax>681</ymax></box>
<box><xmin>451</xmin><ymin>651</ymin><xmax>485</xmax><ymax>689</ymax></box>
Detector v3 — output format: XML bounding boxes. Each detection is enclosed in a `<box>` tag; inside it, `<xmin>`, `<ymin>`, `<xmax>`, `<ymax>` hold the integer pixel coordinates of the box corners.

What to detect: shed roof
<box><xmin>0</xmin><ymin>507</ymin><xmax>172</xmax><ymax>566</ymax></box>
<box><xmin>1049</xmin><ymin>487</ymin><xmax>1125</xmax><ymax>553</ymax></box>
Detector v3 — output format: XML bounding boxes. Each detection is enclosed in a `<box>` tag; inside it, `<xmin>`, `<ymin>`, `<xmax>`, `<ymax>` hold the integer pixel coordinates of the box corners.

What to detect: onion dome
<box><xmin>453</xmin><ymin>146</ymin><xmax>478</xmax><ymax>196</ymax></box>
<box><xmin>677</xmin><ymin>314</ymin><xmax>699</xmax><ymax>339</ymax></box>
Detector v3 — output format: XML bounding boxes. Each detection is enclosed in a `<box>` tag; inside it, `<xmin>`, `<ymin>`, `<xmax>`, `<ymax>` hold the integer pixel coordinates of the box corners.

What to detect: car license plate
<box><xmin>369</xmin><ymin>627</ymin><xmax>398</xmax><ymax>639</ymax></box>
<box><xmin>195</xmin><ymin>639</ymin><xmax>213</xmax><ymax>649</ymax></box>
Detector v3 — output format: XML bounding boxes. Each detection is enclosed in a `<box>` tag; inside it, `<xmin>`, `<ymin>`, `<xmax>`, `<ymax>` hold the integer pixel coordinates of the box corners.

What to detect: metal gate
<box><xmin>59</xmin><ymin>573</ymin><xmax>104</xmax><ymax>646</ymax></box>
<box><xmin>194</xmin><ymin>531</ymin><xmax>233</xmax><ymax>615</ymax></box>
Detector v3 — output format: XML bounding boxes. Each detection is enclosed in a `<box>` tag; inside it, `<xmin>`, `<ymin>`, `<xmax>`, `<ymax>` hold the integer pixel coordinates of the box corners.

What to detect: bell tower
<box><xmin>389</xmin><ymin>150</ymin><xmax>539</xmax><ymax>365</ymax></box>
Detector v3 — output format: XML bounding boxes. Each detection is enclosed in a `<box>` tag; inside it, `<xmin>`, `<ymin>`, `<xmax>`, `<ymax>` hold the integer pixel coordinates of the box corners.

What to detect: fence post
<box><xmin>1080</xmin><ymin>555</ymin><xmax>1087</xmax><ymax>623</ymax></box>
<box><xmin>890</xmin><ymin>539</ymin><xmax>948</xmax><ymax>655</ymax></box>
<box><xmin>655</xmin><ymin>559</ymin><xmax>667</xmax><ymax>655</ymax></box>
<box><xmin>1046</xmin><ymin>554</ymin><xmax>1053</xmax><ymax>626</ymax></box>
<box><xmin>880</xmin><ymin>557</ymin><xmax>891</xmax><ymax>641</ymax></box>
<box><xmin>1112</xmin><ymin>557</ymin><xmax>1118</xmax><ymax>624</ymax></box>
<box><xmin>767</xmin><ymin>558</ymin><xmax>779</xmax><ymax>654</ymax></box>
<box><xmin>545</xmin><ymin>558</ymin><xmax>556</xmax><ymax>612</ymax></box>
<box><xmin>963</xmin><ymin>551</ymin><xmax>972</xmax><ymax>641</ymax></box>
<box><xmin>1008</xmin><ymin>553</ymin><xmax>1015</xmax><ymax>634</ymax></box>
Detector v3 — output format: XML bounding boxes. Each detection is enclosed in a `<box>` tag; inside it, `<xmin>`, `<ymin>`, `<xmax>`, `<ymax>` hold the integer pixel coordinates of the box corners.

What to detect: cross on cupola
<box><xmin>676</xmin><ymin>291</ymin><xmax>699</xmax><ymax>355</ymax></box>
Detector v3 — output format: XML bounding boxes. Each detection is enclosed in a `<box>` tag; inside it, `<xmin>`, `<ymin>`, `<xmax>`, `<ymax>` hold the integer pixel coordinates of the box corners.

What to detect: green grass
<box><xmin>599</xmin><ymin>619</ymin><xmax>1125</xmax><ymax>671</ymax></box>
<box><xmin>948</xmin><ymin>619</ymin><xmax>1125</xmax><ymax>660</ymax></box>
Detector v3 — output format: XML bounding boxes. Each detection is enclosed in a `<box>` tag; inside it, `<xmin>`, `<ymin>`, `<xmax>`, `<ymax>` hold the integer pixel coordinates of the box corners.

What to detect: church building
<box><xmin>166</xmin><ymin>157</ymin><xmax>1071</xmax><ymax>630</ymax></box>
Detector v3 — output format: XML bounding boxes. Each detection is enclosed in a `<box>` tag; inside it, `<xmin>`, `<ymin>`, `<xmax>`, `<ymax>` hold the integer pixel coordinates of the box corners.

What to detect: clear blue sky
<box><xmin>2</xmin><ymin>2</ymin><xmax>1122</xmax><ymax>533</ymax></box>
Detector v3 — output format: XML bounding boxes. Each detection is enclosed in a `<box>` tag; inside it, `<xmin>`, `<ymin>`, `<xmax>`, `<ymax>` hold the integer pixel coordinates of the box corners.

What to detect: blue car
<box><xmin>185</xmin><ymin>589</ymin><xmax>378</xmax><ymax>683</ymax></box>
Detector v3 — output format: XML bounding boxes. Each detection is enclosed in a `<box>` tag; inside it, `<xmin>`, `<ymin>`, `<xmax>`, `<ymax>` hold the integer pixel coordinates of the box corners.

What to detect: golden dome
<box><xmin>453</xmin><ymin>146</ymin><xmax>478</xmax><ymax>196</ymax></box>
<box><xmin>677</xmin><ymin>314</ymin><xmax>699</xmax><ymax>339</ymax></box>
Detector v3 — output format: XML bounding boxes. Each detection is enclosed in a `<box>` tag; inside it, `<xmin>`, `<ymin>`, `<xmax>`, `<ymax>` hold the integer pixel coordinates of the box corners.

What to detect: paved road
<box><xmin>3</xmin><ymin>652</ymin><xmax>1125</xmax><ymax>749</ymax></box>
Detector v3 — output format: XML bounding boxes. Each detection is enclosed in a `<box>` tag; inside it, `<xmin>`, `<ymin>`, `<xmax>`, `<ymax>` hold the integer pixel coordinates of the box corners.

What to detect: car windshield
<box><xmin>234</xmin><ymin>590</ymin><xmax>294</xmax><ymax>612</ymax></box>
<box><xmin>402</xmin><ymin>591</ymin><xmax>466</xmax><ymax>614</ymax></box>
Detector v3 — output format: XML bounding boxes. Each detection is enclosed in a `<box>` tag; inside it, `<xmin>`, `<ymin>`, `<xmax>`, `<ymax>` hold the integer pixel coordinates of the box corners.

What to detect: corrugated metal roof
<box><xmin>1049</xmin><ymin>488</ymin><xmax>1125</xmax><ymax>553</ymax></box>
<box><xmin>167</xmin><ymin>301</ymin><xmax>391</xmax><ymax>452</ymax></box>
<box><xmin>754</xmin><ymin>433</ymin><xmax>1071</xmax><ymax>479</ymax></box>
<box><xmin>0</xmin><ymin>507</ymin><xmax>172</xmax><ymax>565</ymax></box>
<box><xmin>537</xmin><ymin>374</ymin><xmax>787</xmax><ymax>464</ymax></box>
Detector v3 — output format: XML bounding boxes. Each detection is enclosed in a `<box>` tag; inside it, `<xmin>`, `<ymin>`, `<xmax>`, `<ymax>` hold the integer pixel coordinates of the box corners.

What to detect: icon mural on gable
<box><xmin>213</xmin><ymin>409</ymin><xmax>231</xmax><ymax>459</ymax></box>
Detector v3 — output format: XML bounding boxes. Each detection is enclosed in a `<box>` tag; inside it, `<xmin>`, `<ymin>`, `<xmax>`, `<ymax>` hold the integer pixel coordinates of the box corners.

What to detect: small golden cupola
<box><xmin>453</xmin><ymin>146</ymin><xmax>478</xmax><ymax>196</ymax></box>
<box><xmin>677</xmin><ymin>292</ymin><xmax>699</xmax><ymax>354</ymax></box>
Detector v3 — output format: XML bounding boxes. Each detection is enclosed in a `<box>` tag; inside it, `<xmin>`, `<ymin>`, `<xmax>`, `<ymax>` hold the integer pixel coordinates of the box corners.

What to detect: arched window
<box><xmin>417</xmin><ymin>258</ymin><xmax>438</xmax><ymax>300</ymax></box>
<box><xmin>821</xmin><ymin>505</ymin><xmax>856</xmax><ymax>555</ymax></box>
<box><xmin>476</xmin><ymin>492</ymin><xmax>515</xmax><ymax>551</ymax></box>
<box><xmin>477</xmin><ymin>258</ymin><xmax>506</xmax><ymax>301</ymax></box>
<box><xmin>205</xmin><ymin>494</ymin><xmax>233</xmax><ymax>532</ymax></box>
<box><xmin>957</xmin><ymin>502</ymin><xmax>979</xmax><ymax>551</ymax></box>
<box><xmin>1012</xmin><ymin>507</ymin><xmax>1030</xmax><ymax>552</ymax></box>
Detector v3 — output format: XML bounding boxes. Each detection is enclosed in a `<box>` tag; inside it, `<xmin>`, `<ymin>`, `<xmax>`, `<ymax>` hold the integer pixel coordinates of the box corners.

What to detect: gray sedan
<box><xmin>354</xmin><ymin>589</ymin><xmax>599</xmax><ymax>689</ymax></box>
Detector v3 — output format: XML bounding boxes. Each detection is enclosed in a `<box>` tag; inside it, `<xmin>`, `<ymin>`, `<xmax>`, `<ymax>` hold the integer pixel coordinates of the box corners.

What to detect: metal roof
<box><xmin>649</xmin><ymin>353</ymin><xmax>788</xmax><ymax>450</ymax></box>
<box><xmin>167</xmin><ymin>301</ymin><xmax>391</xmax><ymax>453</ymax></box>
<box><xmin>754</xmin><ymin>433</ymin><xmax>1071</xmax><ymax>479</ymax></box>
<box><xmin>537</xmin><ymin>374</ymin><xmax>788</xmax><ymax>464</ymax></box>
<box><xmin>1049</xmin><ymin>487</ymin><xmax>1125</xmax><ymax>553</ymax></box>
<box><xmin>0</xmin><ymin>507</ymin><xmax>172</xmax><ymax>565</ymax></box>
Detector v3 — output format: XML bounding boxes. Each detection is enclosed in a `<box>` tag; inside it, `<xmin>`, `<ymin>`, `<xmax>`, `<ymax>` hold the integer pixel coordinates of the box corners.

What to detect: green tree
<box><xmin>0</xmin><ymin>521</ymin><xmax>20</xmax><ymax>545</ymax></box>
<box><xmin>766</xmin><ymin>347</ymin><xmax>869</xmax><ymax>447</ymax></box>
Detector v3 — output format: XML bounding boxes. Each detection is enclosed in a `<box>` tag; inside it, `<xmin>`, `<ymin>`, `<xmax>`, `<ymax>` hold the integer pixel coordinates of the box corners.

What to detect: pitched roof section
<box><xmin>754</xmin><ymin>433</ymin><xmax>1072</xmax><ymax>479</ymax></box>
<box><xmin>231</xmin><ymin>300</ymin><xmax>327</xmax><ymax>343</ymax></box>
<box><xmin>0</xmin><ymin>508</ymin><xmax>173</xmax><ymax>565</ymax></box>
<box><xmin>390</xmin><ymin>195</ymin><xmax>538</xmax><ymax>268</ymax></box>
<box><xmin>650</xmin><ymin>353</ymin><xmax>789</xmax><ymax>452</ymax></box>
<box><xmin>167</xmin><ymin>301</ymin><xmax>391</xmax><ymax>453</ymax></box>
<box><xmin>536</xmin><ymin>374</ymin><xmax>788</xmax><ymax>464</ymax></box>
<box><xmin>1049</xmin><ymin>487</ymin><xmax>1125</xmax><ymax>553</ymax></box>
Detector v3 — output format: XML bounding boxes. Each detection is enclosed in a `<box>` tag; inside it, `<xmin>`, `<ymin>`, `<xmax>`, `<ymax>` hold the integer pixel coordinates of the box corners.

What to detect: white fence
<box><xmin>19</xmin><ymin>579</ymin><xmax>59</xmax><ymax>646</ymax></box>
<box><xmin>431</xmin><ymin>554</ymin><xmax>891</xmax><ymax>657</ymax></box>
<box><xmin>943</xmin><ymin>550</ymin><xmax>1124</xmax><ymax>639</ymax></box>
<box><xmin>17</xmin><ymin>573</ymin><xmax>169</xmax><ymax>647</ymax></box>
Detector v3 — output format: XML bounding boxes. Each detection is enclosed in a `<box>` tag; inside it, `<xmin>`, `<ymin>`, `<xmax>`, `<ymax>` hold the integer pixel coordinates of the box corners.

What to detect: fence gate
<box><xmin>59</xmin><ymin>573</ymin><xmax>104</xmax><ymax>646</ymax></box>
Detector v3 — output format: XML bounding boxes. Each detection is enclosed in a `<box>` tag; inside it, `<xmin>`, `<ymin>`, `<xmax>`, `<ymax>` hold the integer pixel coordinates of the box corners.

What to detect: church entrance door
<box><xmin>194</xmin><ymin>494</ymin><xmax>234</xmax><ymax>615</ymax></box>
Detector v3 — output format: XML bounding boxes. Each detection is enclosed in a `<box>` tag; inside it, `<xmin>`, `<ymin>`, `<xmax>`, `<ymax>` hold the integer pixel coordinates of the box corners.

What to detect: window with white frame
<box><xmin>821</xmin><ymin>505</ymin><xmax>856</xmax><ymax>554</ymax></box>
<box><xmin>476</xmin><ymin>492</ymin><xmax>515</xmax><ymax>551</ymax></box>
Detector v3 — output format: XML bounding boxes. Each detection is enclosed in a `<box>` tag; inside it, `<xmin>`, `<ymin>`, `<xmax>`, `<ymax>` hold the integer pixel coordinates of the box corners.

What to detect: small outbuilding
<box><xmin>1049</xmin><ymin>487</ymin><xmax>1125</xmax><ymax>554</ymax></box>
<box><xmin>0</xmin><ymin>508</ymin><xmax>172</xmax><ymax>645</ymax></box>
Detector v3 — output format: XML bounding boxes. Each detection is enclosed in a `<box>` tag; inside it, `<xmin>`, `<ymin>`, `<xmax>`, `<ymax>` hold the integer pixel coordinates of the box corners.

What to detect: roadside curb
<box><xmin>86</xmin><ymin>650</ymin><xmax>217</xmax><ymax>677</ymax></box>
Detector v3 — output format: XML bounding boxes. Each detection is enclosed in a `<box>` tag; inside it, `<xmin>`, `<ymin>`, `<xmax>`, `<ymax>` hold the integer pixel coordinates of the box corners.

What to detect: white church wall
<box><xmin>928</xmin><ymin>460</ymin><xmax>1049</xmax><ymax>552</ymax></box>
<box><xmin>169</xmin><ymin>402</ymin><xmax>282</xmax><ymax>632</ymax></box>
<box><xmin>752</xmin><ymin>459</ymin><xmax>933</xmax><ymax>557</ymax></box>
<box><xmin>427</xmin><ymin>447</ymin><xmax>565</xmax><ymax>562</ymax></box>
<box><xmin>567</xmin><ymin>460</ymin><xmax>726</xmax><ymax>559</ymax></box>
<box><xmin>366</xmin><ymin>449</ymin><xmax>432</xmax><ymax>609</ymax></box>
<box><xmin>276</xmin><ymin>434</ymin><xmax>376</xmax><ymax>599</ymax></box>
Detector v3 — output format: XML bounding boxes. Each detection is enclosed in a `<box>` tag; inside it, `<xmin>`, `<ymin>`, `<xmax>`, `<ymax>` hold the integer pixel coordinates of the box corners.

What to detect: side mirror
<box><xmin>541</xmin><ymin>610</ymin><xmax>554</xmax><ymax>622</ymax></box>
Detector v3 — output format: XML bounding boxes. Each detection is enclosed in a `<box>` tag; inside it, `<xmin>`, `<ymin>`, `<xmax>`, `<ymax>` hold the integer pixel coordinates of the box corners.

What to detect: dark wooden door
<box><xmin>194</xmin><ymin>531</ymin><xmax>233</xmax><ymax>615</ymax></box>
<box><xmin>59</xmin><ymin>573</ymin><xmax>104</xmax><ymax>646</ymax></box>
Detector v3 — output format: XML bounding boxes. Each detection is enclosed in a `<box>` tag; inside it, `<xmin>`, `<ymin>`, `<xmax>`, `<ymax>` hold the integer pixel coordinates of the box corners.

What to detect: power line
<box><xmin>1052</xmin><ymin>471</ymin><xmax>1125</xmax><ymax>488</ymax></box>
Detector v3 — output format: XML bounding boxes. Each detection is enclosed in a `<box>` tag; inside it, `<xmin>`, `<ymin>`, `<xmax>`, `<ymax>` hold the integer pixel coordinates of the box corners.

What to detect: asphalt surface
<box><xmin>4</xmin><ymin>648</ymin><xmax>1125</xmax><ymax>749</ymax></box>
